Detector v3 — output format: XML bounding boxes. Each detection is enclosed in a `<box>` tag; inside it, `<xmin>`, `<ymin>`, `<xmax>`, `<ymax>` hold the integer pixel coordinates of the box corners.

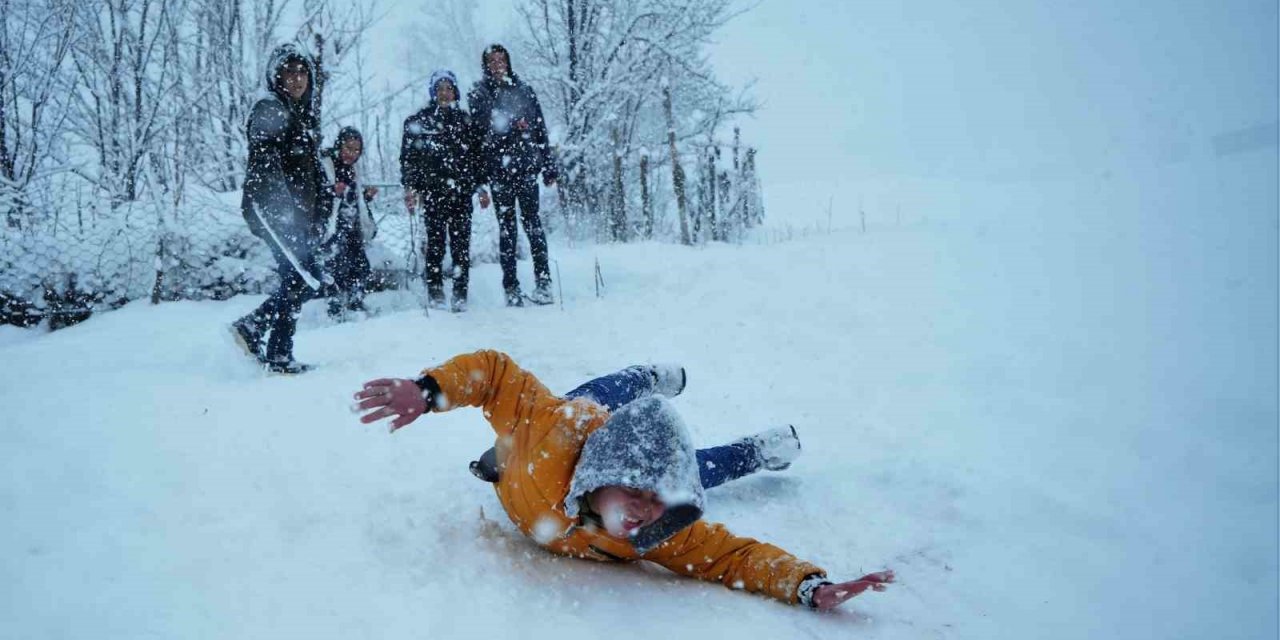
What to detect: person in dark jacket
<box><xmin>468</xmin><ymin>44</ymin><xmax>557</xmax><ymax>307</ymax></box>
<box><xmin>402</xmin><ymin>69</ymin><xmax>488</xmax><ymax>313</ymax></box>
<box><xmin>320</xmin><ymin>126</ymin><xmax>379</xmax><ymax>320</ymax></box>
<box><xmin>230</xmin><ymin>43</ymin><xmax>326</xmax><ymax>375</ymax></box>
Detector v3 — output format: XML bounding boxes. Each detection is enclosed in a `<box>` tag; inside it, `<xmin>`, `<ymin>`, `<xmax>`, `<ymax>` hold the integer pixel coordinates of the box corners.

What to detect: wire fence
<box><xmin>0</xmin><ymin>184</ymin><xmax>513</xmax><ymax>329</ymax></box>
<box><xmin>1</xmin><ymin>140</ymin><xmax>762</xmax><ymax>331</ymax></box>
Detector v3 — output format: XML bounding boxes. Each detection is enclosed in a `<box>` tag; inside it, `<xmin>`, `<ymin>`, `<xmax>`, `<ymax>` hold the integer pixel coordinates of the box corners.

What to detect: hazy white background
<box><xmin>2</xmin><ymin>2</ymin><xmax>1275</xmax><ymax>639</ymax></box>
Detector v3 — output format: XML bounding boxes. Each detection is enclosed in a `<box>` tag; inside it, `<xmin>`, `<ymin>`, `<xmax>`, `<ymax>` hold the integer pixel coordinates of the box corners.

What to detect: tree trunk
<box><xmin>609</xmin><ymin>128</ymin><xmax>626</xmax><ymax>241</ymax></box>
<box><xmin>312</xmin><ymin>32</ymin><xmax>326</xmax><ymax>132</ymax></box>
<box><xmin>663</xmin><ymin>84</ymin><xmax>690</xmax><ymax>245</ymax></box>
<box><xmin>639</xmin><ymin>152</ymin><xmax>652</xmax><ymax>239</ymax></box>
<box><xmin>0</xmin><ymin>62</ymin><xmax>15</xmax><ymax>229</ymax></box>
<box><xmin>718</xmin><ymin>169</ymin><xmax>730</xmax><ymax>240</ymax></box>
<box><xmin>0</xmin><ymin>66</ymin><xmax>11</xmax><ymax>183</ymax></box>
<box><xmin>733</xmin><ymin>126</ymin><xmax>740</xmax><ymax>172</ymax></box>
<box><xmin>706</xmin><ymin>145</ymin><xmax>717</xmax><ymax>242</ymax></box>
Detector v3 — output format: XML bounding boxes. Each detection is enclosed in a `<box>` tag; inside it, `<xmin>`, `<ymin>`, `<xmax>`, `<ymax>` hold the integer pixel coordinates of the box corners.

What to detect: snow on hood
<box><xmin>564</xmin><ymin>396</ymin><xmax>705</xmax><ymax>554</ymax></box>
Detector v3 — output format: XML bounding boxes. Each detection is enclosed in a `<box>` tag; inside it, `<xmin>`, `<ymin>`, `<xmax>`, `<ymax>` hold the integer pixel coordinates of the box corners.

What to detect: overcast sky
<box><xmin>708</xmin><ymin>0</ymin><xmax>1278</xmax><ymax>185</ymax></box>
<box><xmin>365</xmin><ymin>0</ymin><xmax>1278</xmax><ymax>201</ymax></box>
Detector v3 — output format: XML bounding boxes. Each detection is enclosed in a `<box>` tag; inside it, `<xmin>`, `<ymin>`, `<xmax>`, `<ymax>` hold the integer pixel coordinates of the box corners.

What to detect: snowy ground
<box><xmin>2</xmin><ymin>151</ymin><xmax>1276</xmax><ymax>639</ymax></box>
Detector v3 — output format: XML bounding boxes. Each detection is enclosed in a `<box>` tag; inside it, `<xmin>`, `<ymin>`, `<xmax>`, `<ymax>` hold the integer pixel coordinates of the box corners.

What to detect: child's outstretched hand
<box><xmin>812</xmin><ymin>570</ymin><xmax>895</xmax><ymax>610</ymax></box>
<box><xmin>355</xmin><ymin>378</ymin><xmax>426</xmax><ymax>432</ymax></box>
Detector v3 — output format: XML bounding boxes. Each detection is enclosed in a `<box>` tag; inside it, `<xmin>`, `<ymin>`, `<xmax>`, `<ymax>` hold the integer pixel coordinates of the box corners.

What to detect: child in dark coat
<box><xmin>320</xmin><ymin>127</ymin><xmax>379</xmax><ymax>319</ymax></box>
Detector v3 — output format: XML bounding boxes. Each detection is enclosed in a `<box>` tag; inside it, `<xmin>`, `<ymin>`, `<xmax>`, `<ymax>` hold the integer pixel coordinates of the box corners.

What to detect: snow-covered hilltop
<box><xmin>3</xmin><ymin>151</ymin><xmax>1276</xmax><ymax>638</ymax></box>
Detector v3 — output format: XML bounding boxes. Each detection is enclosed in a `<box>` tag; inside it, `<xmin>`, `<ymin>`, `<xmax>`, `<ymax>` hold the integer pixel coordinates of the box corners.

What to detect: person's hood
<box><xmin>263</xmin><ymin>43</ymin><xmax>316</xmax><ymax>105</ymax></box>
<box><xmin>329</xmin><ymin>126</ymin><xmax>363</xmax><ymax>163</ymax></box>
<box><xmin>481</xmin><ymin>43</ymin><xmax>518</xmax><ymax>83</ymax></box>
<box><xmin>429</xmin><ymin>69</ymin><xmax>459</xmax><ymax>105</ymax></box>
<box><xmin>564</xmin><ymin>396</ymin><xmax>705</xmax><ymax>555</ymax></box>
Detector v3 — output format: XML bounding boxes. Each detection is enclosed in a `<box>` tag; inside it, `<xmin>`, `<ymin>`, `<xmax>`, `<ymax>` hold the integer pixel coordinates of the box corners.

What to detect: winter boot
<box><xmin>230</xmin><ymin>317</ymin><xmax>265</xmax><ymax>360</ymax></box>
<box><xmin>738</xmin><ymin>425</ymin><xmax>802</xmax><ymax>471</ymax></box>
<box><xmin>649</xmin><ymin>364</ymin><xmax>687</xmax><ymax>397</ymax></box>
<box><xmin>262</xmin><ymin>355</ymin><xmax>312</xmax><ymax>375</ymax></box>
<box><xmin>450</xmin><ymin>297</ymin><xmax>468</xmax><ymax>313</ymax></box>
<box><xmin>504</xmin><ymin>288</ymin><xmax>525</xmax><ymax>307</ymax></box>
<box><xmin>526</xmin><ymin>284</ymin><xmax>554</xmax><ymax>306</ymax></box>
<box><xmin>427</xmin><ymin>285</ymin><xmax>447</xmax><ymax>311</ymax></box>
<box><xmin>327</xmin><ymin>297</ymin><xmax>346</xmax><ymax>321</ymax></box>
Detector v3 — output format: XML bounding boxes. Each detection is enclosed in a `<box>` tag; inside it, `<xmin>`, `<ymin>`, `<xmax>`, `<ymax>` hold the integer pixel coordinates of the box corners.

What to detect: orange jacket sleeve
<box><xmin>641</xmin><ymin>520</ymin><xmax>826</xmax><ymax>605</ymax></box>
<box><xmin>420</xmin><ymin>349</ymin><xmax>562</xmax><ymax>442</ymax></box>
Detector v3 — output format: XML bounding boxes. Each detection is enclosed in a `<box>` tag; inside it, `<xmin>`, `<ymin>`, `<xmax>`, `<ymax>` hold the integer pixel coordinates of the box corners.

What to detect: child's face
<box><xmin>436</xmin><ymin>79</ymin><xmax>457</xmax><ymax>106</ymax></box>
<box><xmin>339</xmin><ymin>138</ymin><xmax>362</xmax><ymax>166</ymax></box>
<box><xmin>590</xmin><ymin>486</ymin><xmax>666</xmax><ymax>540</ymax></box>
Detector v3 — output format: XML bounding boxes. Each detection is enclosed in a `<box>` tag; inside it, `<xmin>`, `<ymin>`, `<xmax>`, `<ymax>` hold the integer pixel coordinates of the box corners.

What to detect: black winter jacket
<box><xmin>241</xmin><ymin>44</ymin><xmax>325</xmax><ymax>261</ymax></box>
<box><xmin>467</xmin><ymin>53</ymin><xmax>554</xmax><ymax>183</ymax></box>
<box><xmin>400</xmin><ymin>103</ymin><xmax>485</xmax><ymax>196</ymax></box>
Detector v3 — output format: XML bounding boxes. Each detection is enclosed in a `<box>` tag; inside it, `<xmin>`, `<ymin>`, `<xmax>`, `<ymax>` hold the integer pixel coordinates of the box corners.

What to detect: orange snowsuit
<box><xmin>421</xmin><ymin>350</ymin><xmax>827</xmax><ymax>605</ymax></box>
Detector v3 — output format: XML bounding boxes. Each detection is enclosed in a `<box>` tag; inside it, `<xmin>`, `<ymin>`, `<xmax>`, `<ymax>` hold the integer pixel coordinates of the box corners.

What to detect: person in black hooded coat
<box><xmin>402</xmin><ymin>69</ymin><xmax>487</xmax><ymax>313</ymax></box>
<box><xmin>320</xmin><ymin>126</ymin><xmax>379</xmax><ymax>319</ymax></box>
<box><xmin>467</xmin><ymin>44</ymin><xmax>558</xmax><ymax>307</ymax></box>
<box><xmin>230</xmin><ymin>43</ymin><xmax>326</xmax><ymax>374</ymax></box>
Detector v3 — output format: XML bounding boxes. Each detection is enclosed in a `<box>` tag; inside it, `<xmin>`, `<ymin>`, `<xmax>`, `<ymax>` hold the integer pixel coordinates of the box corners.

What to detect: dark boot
<box><xmin>327</xmin><ymin>297</ymin><xmax>345</xmax><ymax>320</ymax></box>
<box><xmin>427</xmin><ymin>284</ymin><xmax>447</xmax><ymax>310</ymax></box>
<box><xmin>230</xmin><ymin>317</ymin><xmax>265</xmax><ymax>360</ymax></box>
<box><xmin>262</xmin><ymin>356</ymin><xmax>313</xmax><ymax>375</ymax></box>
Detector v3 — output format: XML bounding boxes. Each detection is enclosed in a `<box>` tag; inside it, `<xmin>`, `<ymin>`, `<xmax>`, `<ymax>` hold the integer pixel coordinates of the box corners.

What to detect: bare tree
<box><xmin>182</xmin><ymin>0</ymin><xmax>252</xmax><ymax>192</ymax></box>
<box><xmin>516</xmin><ymin>0</ymin><xmax>754</xmax><ymax>241</ymax></box>
<box><xmin>401</xmin><ymin>0</ymin><xmax>487</xmax><ymax>85</ymax></box>
<box><xmin>295</xmin><ymin>0</ymin><xmax>379</xmax><ymax>138</ymax></box>
<box><xmin>64</xmin><ymin>0</ymin><xmax>189</xmax><ymax>207</ymax></box>
<box><xmin>0</xmin><ymin>0</ymin><xmax>79</xmax><ymax>228</ymax></box>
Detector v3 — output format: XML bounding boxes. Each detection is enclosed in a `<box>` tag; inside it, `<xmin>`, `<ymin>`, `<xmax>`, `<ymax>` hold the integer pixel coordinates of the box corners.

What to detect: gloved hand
<box><xmin>812</xmin><ymin>570</ymin><xmax>895</xmax><ymax>610</ymax></box>
<box><xmin>355</xmin><ymin>378</ymin><xmax>427</xmax><ymax>432</ymax></box>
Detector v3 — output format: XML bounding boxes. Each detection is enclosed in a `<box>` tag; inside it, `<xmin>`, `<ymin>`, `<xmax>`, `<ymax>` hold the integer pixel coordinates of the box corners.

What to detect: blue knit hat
<box><xmin>429</xmin><ymin>69</ymin><xmax>459</xmax><ymax>103</ymax></box>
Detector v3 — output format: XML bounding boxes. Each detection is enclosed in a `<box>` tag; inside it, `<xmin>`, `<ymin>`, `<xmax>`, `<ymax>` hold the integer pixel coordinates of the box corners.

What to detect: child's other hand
<box><xmin>812</xmin><ymin>570</ymin><xmax>894</xmax><ymax>610</ymax></box>
<box><xmin>334</xmin><ymin>181</ymin><xmax>348</xmax><ymax>196</ymax></box>
<box><xmin>354</xmin><ymin>378</ymin><xmax>427</xmax><ymax>432</ymax></box>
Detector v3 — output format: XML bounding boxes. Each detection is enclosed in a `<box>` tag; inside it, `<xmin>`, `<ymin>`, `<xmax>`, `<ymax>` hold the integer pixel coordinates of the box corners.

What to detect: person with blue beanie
<box><xmin>401</xmin><ymin>69</ymin><xmax>488</xmax><ymax>312</ymax></box>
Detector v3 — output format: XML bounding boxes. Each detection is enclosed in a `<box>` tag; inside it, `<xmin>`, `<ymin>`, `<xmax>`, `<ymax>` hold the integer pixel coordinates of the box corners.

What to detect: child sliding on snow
<box><xmin>354</xmin><ymin>350</ymin><xmax>894</xmax><ymax>610</ymax></box>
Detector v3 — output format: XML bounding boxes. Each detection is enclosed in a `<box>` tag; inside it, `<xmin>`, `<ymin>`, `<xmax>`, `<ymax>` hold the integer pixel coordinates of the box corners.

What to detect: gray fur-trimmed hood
<box><xmin>565</xmin><ymin>396</ymin><xmax>705</xmax><ymax>554</ymax></box>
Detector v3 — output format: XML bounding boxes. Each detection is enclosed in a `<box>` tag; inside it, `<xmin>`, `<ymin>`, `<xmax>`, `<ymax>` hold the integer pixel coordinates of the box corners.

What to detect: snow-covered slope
<box><xmin>2</xmin><ymin>152</ymin><xmax>1275</xmax><ymax>639</ymax></box>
